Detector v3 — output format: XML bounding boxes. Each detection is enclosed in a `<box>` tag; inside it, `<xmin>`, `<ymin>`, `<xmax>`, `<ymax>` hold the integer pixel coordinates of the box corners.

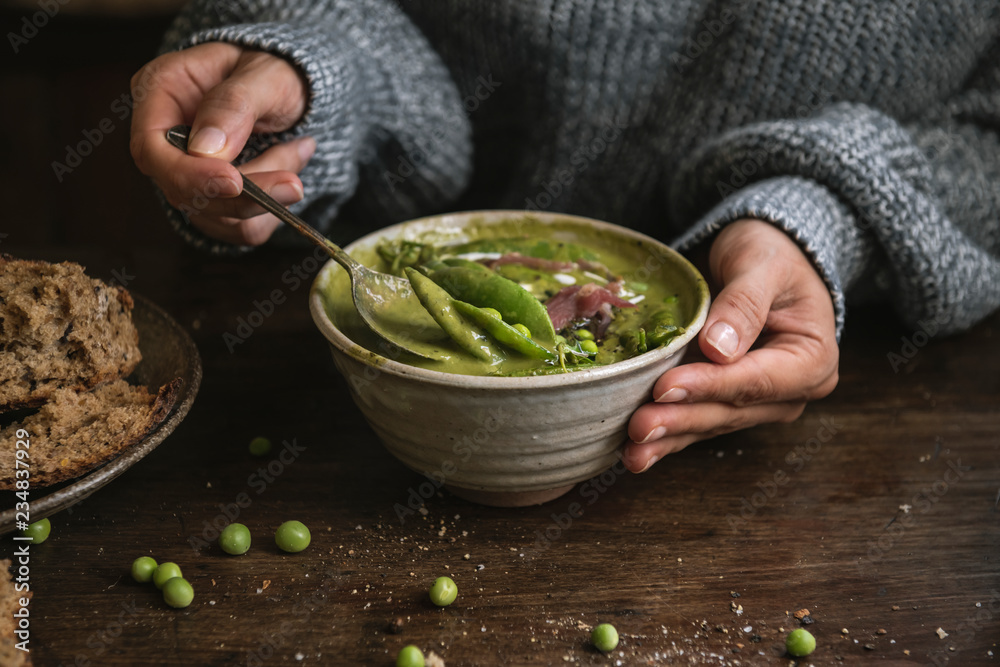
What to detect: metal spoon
<box><xmin>165</xmin><ymin>125</ymin><xmax>448</xmax><ymax>360</ymax></box>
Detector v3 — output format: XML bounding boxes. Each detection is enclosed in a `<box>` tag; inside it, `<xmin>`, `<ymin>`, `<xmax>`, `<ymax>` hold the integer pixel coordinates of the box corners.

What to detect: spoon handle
<box><xmin>164</xmin><ymin>125</ymin><xmax>360</xmax><ymax>270</ymax></box>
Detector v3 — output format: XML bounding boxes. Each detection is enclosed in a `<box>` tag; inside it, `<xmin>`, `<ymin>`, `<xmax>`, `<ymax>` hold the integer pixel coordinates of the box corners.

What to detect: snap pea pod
<box><xmin>451</xmin><ymin>300</ymin><xmax>556</xmax><ymax>361</ymax></box>
<box><xmin>441</xmin><ymin>257</ymin><xmax>492</xmax><ymax>272</ymax></box>
<box><xmin>620</xmin><ymin>328</ymin><xmax>647</xmax><ymax>356</ymax></box>
<box><xmin>404</xmin><ymin>268</ymin><xmax>501</xmax><ymax>363</ymax></box>
<box><xmin>647</xmin><ymin>323</ymin><xmax>685</xmax><ymax>348</ymax></box>
<box><xmin>644</xmin><ymin>296</ymin><xmax>686</xmax><ymax>348</ymax></box>
<box><xmin>426</xmin><ymin>266</ymin><xmax>557</xmax><ymax>345</ymax></box>
<box><xmin>419</xmin><ymin>258</ymin><xmax>450</xmax><ymax>273</ymax></box>
<box><xmin>619</xmin><ymin>298</ymin><xmax>686</xmax><ymax>354</ymax></box>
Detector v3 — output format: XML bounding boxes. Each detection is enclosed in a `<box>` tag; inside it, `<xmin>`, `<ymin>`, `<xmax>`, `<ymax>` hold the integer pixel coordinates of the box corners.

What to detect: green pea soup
<box><xmin>316</xmin><ymin>215</ymin><xmax>704</xmax><ymax>377</ymax></box>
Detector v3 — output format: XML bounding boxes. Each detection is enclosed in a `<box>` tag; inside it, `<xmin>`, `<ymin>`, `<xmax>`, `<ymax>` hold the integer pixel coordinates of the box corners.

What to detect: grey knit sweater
<box><xmin>160</xmin><ymin>0</ymin><xmax>1000</xmax><ymax>337</ymax></box>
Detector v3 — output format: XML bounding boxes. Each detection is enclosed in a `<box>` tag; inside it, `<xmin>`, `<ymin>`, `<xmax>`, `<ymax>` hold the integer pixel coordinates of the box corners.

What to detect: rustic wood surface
<box><xmin>2</xmin><ymin>9</ymin><xmax>999</xmax><ymax>667</ymax></box>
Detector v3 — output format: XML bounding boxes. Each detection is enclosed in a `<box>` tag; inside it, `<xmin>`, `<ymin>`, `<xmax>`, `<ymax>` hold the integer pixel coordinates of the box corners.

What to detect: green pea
<box><xmin>512</xmin><ymin>323</ymin><xmax>531</xmax><ymax>337</ymax></box>
<box><xmin>575</xmin><ymin>328</ymin><xmax>594</xmax><ymax>341</ymax></box>
<box><xmin>396</xmin><ymin>645</ymin><xmax>425</xmax><ymax>667</ymax></box>
<box><xmin>580</xmin><ymin>340</ymin><xmax>599</xmax><ymax>355</ymax></box>
<box><xmin>481</xmin><ymin>307</ymin><xmax>502</xmax><ymax>319</ymax></box>
<box><xmin>249</xmin><ymin>436</ymin><xmax>272</xmax><ymax>456</ymax></box>
<box><xmin>405</xmin><ymin>267</ymin><xmax>500</xmax><ymax>362</ymax></box>
<box><xmin>275</xmin><ymin>520</ymin><xmax>311</xmax><ymax>553</ymax></box>
<box><xmin>162</xmin><ymin>577</ymin><xmax>194</xmax><ymax>608</ymax></box>
<box><xmin>153</xmin><ymin>562</ymin><xmax>183</xmax><ymax>589</ymax></box>
<box><xmin>429</xmin><ymin>576</ymin><xmax>458</xmax><ymax>606</ymax></box>
<box><xmin>20</xmin><ymin>518</ymin><xmax>50</xmax><ymax>544</ymax></box>
<box><xmin>131</xmin><ymin>556</ymin><xmax>158</xmax><ymax>583</ymax></box>
<box><xmin>785</xmin><ymin>628</ymin><xmax>816</xmax><ymax>657</ymax></box>
<box><xmin>219</xmin><ymin>523</ymin><xmax>251</xmax><ymax>555</ymax></box>
<box><xmin>591</xmin><ymin>623</ymin><xmax>619</xmax><ymax>652</ymax></box>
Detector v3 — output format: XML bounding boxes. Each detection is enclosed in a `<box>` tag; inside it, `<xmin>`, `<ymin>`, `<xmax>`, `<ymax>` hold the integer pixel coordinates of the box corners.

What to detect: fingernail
<box><xmin>655</xmin><ymin>387</ymin><xmax>687</xmax><ymax>403</ymax></box>
<box><xmin>209</xmin><ymin>177</ymin><xmax>241</xmax><ymax>197</ymax></box>
<box><xmin>297</xmin><ymin>136</ymin><xmax>316</xmax><ymax>162</ymax></box>
<box><xmin>637</xmin><ymin>455</ymin><xmax>660</xmax><ymax>473</ymax></box>
<box><xmin>638</xmin><ymin>426</ymin><xmax>667</xmax><ymax>444</ymax></box>
<box><xmin>269</xmin><ymin>182</ymin><xmax>304</xmax><ymax>202</ymax></box>
<box><xmin>706</xmin><ymin>321</ymin><xmax>739</xmax><ymax>358</ymax></box>
<box><xmin>189</xmin><ymin>127</ymin><xmax>227</xmax><ymax>155</ymax></box>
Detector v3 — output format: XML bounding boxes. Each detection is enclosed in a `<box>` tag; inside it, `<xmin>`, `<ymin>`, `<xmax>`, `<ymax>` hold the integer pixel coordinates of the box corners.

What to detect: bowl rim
<box><xmin>308</xmin><ymin>209</ymin><xmax>710</xmax><ymax>389</ymax></box>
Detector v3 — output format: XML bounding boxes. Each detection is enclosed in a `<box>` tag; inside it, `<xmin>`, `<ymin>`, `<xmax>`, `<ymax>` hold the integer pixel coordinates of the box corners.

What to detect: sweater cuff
<box><xmin>159</xmin><ymin>22</ymin><xmax>373</xmax><ymax>253</ymax></box>
<box><xmin>673</xmin><ymin>176</ymin><xmax>867</xmax><ymax>340</ymax></box>
<box><xmin>178</xmin><ymin>22</ymin><xmax>369</xmax><ymax>210</ymax></box>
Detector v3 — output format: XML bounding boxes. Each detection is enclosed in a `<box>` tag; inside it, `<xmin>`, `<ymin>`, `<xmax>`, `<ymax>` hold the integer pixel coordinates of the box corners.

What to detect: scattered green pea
<box><xmin>275</xmin><ymin>520</ymin><xmax>311</xmax><ymax>553</ymax></box>
<box><xmin>512</xmin><ymin>323</ymin><xmax>532</xmax><ymax>338</ymax></box>
<box><xmin>591</xmin><ymin>623</ymin><xmax>619</xmax><ymax>652</ymax></box>
<box><xmin>162</xmin><ymin>577</ymin><xmax>194</xmax><ymax>608</ymax></box>
<box><xmin>395</xmin><ymin>644</ymin><xmax>425</xmax><ymax>667</ymax></box>
<box><xmin>480</xmin><ymin>307</ymin><xmax>502</xmax><ymax>319</ymax></box>
<box><xmin>152</xmin><ymin>562</ymin><xmax>183</xmax><ymax>589</ymax></box>
<box><xmin>785</xmin><ymin>628</ymin><xmax>816</xmax><ymax>657</ymax></box>
<box><xmin>131</xmin><ymin>556</ymin><xmax>158</xmax><ymax>583</ymax></box>
<box><xmin>429</xmin><ymin>576</ymin><xmax>458</xmax><ymax>607</ymax></box>
<box><xmin>219</xmin><ymin>523</ymin><xmax>252</xmax><ymax>555</ymax></box>
<box><xmin>575</xmin><ymin>328</ymin><xmax>594</xmax><ymax>341</ymax></box>
<box><xmin>249</xmin><ymin>436</ymin><xmax>272</xmax><ymax>456</ymax></box>
<box><xmin>580</xmin><ymin>339</ymin><xmax>599</xmax><ymax>355</ymax></box>
<box><xmin>20</xmin><ymin>518</ymin><xmax>50</xmax><ymax>544</ymax></box>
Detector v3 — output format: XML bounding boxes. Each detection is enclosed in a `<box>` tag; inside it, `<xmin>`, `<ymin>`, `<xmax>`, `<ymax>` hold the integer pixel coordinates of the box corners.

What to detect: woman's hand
<box><xmin>130</xmin><ymin>42</ymin><xmax>315</xmax><ymax>245</ymax></box>
<box><xmin>623</xmin><ymin>219</ymin><xmax>840</xmax><ymax>472</ymax></box>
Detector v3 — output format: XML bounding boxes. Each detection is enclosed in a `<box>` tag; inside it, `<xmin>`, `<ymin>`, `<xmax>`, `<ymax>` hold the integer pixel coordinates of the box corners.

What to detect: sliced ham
<box><xmin>545</xmin><ymin>282</ymin><xmax>635</xmax><ymax>333</ymax></box>
<box><xmin>484</xmin><ymin>252</ymin><xmax>575</xmax><ymax>272</ymax></box>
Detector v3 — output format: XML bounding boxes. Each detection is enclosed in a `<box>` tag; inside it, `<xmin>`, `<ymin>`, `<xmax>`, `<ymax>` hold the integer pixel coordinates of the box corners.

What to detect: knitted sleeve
<box><xmin>157</xmin><ymin>0</ymin><xmax>472</xmax><ymax>254</ymax></box>
<box><xmin>669</xmin><ymin>46</ymin><xmax>1000</xmax><ymax>339</ymax></box>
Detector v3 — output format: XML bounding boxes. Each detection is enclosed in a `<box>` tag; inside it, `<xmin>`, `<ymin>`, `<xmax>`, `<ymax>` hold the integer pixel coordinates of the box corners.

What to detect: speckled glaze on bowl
<box><xmin>309</xmin><ymin>211</ymin><xmax>710</xmax><ymax>506</ymax></box>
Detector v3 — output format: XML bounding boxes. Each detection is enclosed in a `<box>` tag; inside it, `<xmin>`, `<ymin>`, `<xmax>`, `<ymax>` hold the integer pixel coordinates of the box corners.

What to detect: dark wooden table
<box><xmin>3</xmin><ymin>9</ymin><xmax>999</xmax><ymax>667</ymax></box>
<box><xmin>7</xmin><ymin>243</ymin><xmax>1000</xmax><ymax>665</ymax></box>
<box><xmin>2</xmin><ymin>238</ymin><xmax>998</xmax><ymax>667</ymax></box>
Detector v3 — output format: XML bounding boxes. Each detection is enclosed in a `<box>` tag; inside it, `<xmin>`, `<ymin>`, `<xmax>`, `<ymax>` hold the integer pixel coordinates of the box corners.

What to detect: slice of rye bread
<box><xmin>0</xmin><ymin>559</ymin><xmax>30</xmax><ymax>667</ymax></box>
<box><xmin>0</xmin><ymin>255</ymin><xmax>141</xmax><ymax>410</ymax></box>
<box><xmin>0</xmin><ymin>378</ymin><xmax>179</xmax><ymax>490</ymax></box>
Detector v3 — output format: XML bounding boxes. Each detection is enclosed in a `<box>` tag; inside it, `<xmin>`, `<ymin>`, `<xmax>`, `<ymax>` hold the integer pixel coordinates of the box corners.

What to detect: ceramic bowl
<box><xmin>309</xmin><ymin>211</ymin><xmax>709</xmax><ymax>506</ymax></box>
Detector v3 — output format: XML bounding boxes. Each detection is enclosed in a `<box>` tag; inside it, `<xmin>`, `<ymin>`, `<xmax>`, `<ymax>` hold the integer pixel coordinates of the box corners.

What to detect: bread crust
<box><xmin>0</xmin><ymin>255</ymin><xmax>141</xmax><ymax>411</ymax></box>
<box><xmin>0</xmin><ymin>255</ymin><xmax>180</xmax><ymax>490</ymax></box>
<box><xmin>0</xmin><ymin>378</ymin><xmax>181</xmax><ymax>490</ymax></box>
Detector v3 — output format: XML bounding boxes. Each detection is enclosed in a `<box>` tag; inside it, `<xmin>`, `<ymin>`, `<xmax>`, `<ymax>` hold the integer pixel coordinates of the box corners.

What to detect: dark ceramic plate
<box><xmin>0</xmin><ymin>294</ymin><xmax>201</xmax><ymax>534</ymax></box>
